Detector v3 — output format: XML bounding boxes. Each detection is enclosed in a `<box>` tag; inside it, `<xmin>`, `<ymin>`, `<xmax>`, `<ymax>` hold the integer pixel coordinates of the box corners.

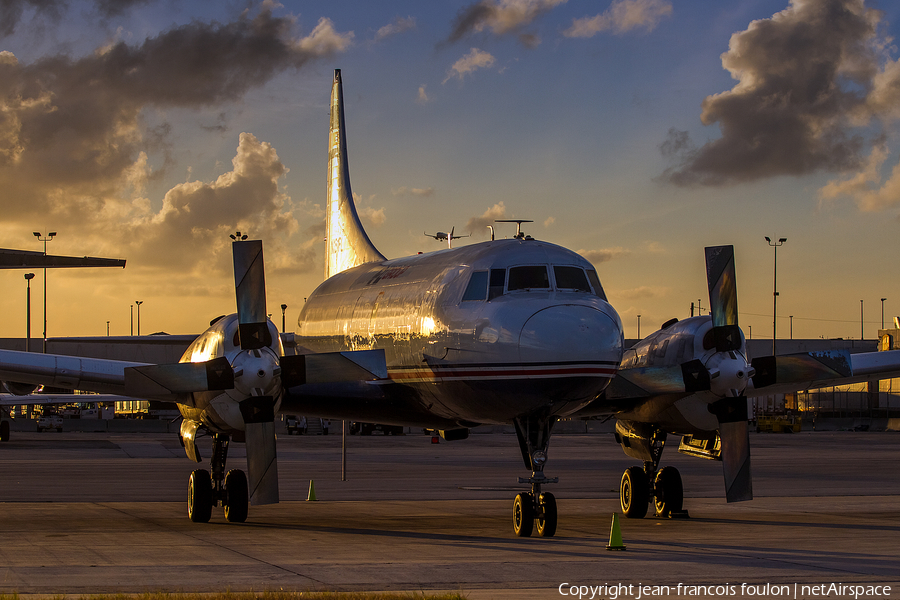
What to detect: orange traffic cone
<box><xmin>606</xmin><ymin>512</ymin><xmax>626</xmax><ymax>551</ymax></box>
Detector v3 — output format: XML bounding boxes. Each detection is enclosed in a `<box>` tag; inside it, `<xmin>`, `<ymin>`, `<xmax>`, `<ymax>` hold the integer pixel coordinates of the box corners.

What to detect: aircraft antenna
<box><xmin>494</xmin><ymin>219</ymin><xmax>533</xmax><ymax>239</ymax></box>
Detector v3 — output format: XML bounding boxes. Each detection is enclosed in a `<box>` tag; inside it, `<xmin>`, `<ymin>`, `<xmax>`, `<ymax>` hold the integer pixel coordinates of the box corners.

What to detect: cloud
<box><xmin>659</xmin><ymin>0</ymin><xmax>882</xmax><ymax>187</ymax></box>
<box><xmin>563</xmin><ymin>0</ymin><xmax>672</xmax><ymax>38</ymax></box>
<box><xmin>391</xmin><ymin>186</ymin><xmax>435</xmax><ymax>197</ymax></box>
<box><xmin>443</xmin><ymin>48</ymin><xmax>496</xmax><ymax>83</ymax></box>
<box><xmin>576</xmin><ymin>247</ymin><xmax>630</xmax><ymax>264</ymax></box>
<box><xmin>446</xmin><ymin>0</ymin><xmax>566</xmax><ymax>47</ymax></box>
<box><xmin>122</xmin><ymin>132</ymin><xmax>308</xmax><ymax>270</ymax></box>
<box><xmin>543</xmin><ymin>216</ymin><xmax>555</xmax><ymax>227</ymax></box>
<box><xmin>417</xmin><ymin>84</ymin><xmax>431</xmax><ymax>104</ymax></box>
<box><xmin>0</xmin><ymin>6</ymin><xmax>351</xmax><ymax>221</ymax></box>
<box><xmin>0</xmin><ymin>0</ymin><xmax>159</xmax><ymax>38</ymax></box>
<box><xmin>466</xmin><ymin>202</ymin><xmax>507</xmax><ymax>236</ymax></box>
<box><xmin>374</xmin><ymin>16</ymin><xmax>416</xmax><ymax>42</ymax></box>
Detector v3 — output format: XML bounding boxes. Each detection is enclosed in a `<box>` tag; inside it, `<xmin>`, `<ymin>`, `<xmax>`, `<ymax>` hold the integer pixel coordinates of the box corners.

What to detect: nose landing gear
<box><xmin>512</xmin><ymin>415</ymin><xmax>559</xmax><ymax>537</ymax></box>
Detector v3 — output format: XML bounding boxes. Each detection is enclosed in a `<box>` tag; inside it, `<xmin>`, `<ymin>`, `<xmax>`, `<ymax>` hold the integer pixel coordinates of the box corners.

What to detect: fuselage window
<box><xmin>507</xmin><ymin>266</ymin><xmax>550</xmax><ymax>291</ymax></box>
<box><xmin>488</xmin><ymin>268</ymin><xmax>506</xmax><ymax>300</ymax></box>
<box><xmin>553</xmin><ymin>266</ymin><xmax>591</xmax><ymax>292</ymax></box>
<box><xmin>586</xmin><ymin>269</ymin><xmax>607</xmax><ymax>301</ymax></box>
<box><xmin>461</xmin><ymin>270</ymin><xmax>489</xmax><ymax>301</ymax></box>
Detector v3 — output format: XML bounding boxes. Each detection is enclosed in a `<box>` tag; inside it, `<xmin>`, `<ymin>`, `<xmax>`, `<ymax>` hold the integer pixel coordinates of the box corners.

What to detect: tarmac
<box><xmin>0</xmin><ymin>430</ymin><xmax>898</xmax><ymax>599</ymax></box>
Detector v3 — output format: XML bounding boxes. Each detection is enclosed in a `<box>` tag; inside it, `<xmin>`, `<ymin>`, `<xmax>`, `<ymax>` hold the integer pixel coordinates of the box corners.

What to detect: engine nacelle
<box><xmin>614</xmin><ymin>420</ymin><xmax>665</xmax><ymax>462</ymax></box>
<box><xmin>622</xmin><ymin>316</ymin><xmax>746</xmax><ymax>371</ymax></box>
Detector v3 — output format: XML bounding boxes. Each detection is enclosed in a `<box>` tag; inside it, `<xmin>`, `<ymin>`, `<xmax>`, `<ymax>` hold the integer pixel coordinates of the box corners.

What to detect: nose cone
<box><xmin>519</xmin><ymin>305</ymin><xmax>623</xmax><ymax>366</ymax></box>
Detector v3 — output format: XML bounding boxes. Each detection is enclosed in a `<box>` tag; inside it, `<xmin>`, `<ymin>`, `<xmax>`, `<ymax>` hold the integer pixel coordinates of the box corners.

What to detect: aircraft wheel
<box><xmin>535</xmin><ymin>492</ymin><xmax>558</xmax><ymax>537</ymax></box>
<box><xmin>188</xmin><ymin>469</ymin><xmax>213</xmax><ymax>523</ymax></box>
<box><xmin>620</xmin><ymin>466</ymin><xmax>649</xmax><ymax>519</ymax></box>
<box><xmin>224</xmin><ymin>469</ymin><xmax>249</xmax><ymax>523</ymax></box>
<box><xmin>512</xmin><ymin>492</ymin><xmax>535</xmax><ymax>537</ymax></box>
<box><xmin>0</xmin><ymin>420</ymin><xmax>9</xmax><ymax>442</ymax></box>
<box><xmin>653</xmin><ymin>466</ymin><xmax>683</xmax><ymax>517</ymax></box>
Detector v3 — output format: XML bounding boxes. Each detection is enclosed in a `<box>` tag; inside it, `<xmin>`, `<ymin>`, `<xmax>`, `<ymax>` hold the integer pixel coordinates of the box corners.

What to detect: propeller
<box><xmin>232</xmin><ymin>239</ymin><xmax>280</xmax><ymax>506</ymax></box>
<box><xmin>703</xmin><ymin>245</ymin><xmax>753</xmax><ymax>503</ymax></box>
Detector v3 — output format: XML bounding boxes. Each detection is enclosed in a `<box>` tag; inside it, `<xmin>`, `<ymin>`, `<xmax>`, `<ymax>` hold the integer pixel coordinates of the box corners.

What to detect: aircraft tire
<box><xmin>188</xmin><ymin>469</ymin><xmax>213</xmax><ymax>523</ymax></box>
<box><xmin>620</xmin><ymin>466</ymin><xmax>649</xmax><ymax>519</ymax></box>
<box><xmin>224</xmin><ymin>469</ymin><xmax>249</xmax><ymax>523</ymax></box>
<box><xmin>0</xmin><ymin>420</ymin><xmax>9</xmax><ymax>442</ymax></box>
<box><xmin>653</xmin><ymin>466</ymin><xmax>683</xmax><ymax>517</ymax></box>
<box><xmin>513</xmin><ymin>492</ymin><xmax>535</xmax><ymax>537</ymax></box>
<box><xmin>535</xmin><ymin>492</ymin><xmax>558</xmax><ymax>537</ymax></box>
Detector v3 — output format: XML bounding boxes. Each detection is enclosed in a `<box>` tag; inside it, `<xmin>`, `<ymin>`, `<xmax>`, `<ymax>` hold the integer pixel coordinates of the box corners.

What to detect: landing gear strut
<box><xmin>512</xmin><ymin>415</ymin><xmax>559</xmax><ymax>537</ymax></box>
<box><xmin>618</xmin><ymin>426</ymin><xmax>685</xmax><ymax>519</ymax></box>
<box><xmin>187</xmin><ymin>433</ymin><xmax>249</xmax><ymax>523</ymax></box>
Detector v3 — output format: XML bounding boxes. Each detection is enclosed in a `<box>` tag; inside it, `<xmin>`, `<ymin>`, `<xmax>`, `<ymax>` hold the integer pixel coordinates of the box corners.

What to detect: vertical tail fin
<box><xmin>326</xmin><ymin>69</ymin><xmax>385</xmax><ymax>279</ymax></box>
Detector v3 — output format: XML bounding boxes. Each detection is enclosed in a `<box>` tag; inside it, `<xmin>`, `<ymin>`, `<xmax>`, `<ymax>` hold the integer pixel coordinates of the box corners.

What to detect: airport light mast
<box><xmin>135</xmin><ymin>300</ymin><xmax>143</xmax><ymax>336</ymax></box>
<box><xmin>24</xmin><ymin>273</ymin><xmax>34</xmax><ymax>352</ymax></box>
<box><xmin>765</xmin><ymin>236</ymin><xmax>786</xmax><ymax>355</ymax></box>
<box><xmin>33</xmin><ymin>231</ymin><xmax>56</xmax><ymax>353</ymax></box>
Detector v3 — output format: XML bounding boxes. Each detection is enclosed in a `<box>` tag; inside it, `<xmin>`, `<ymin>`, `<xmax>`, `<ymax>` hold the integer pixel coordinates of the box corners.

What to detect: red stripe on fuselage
<box><xmin>386</xmin><ymin>366</ymin><xmax>617</xmax><ymax>382</ymax></box>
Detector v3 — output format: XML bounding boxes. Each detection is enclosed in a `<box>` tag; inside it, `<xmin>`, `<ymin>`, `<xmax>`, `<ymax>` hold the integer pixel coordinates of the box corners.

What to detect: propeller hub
<box><xmin>705</xmin><ymin>351</ymin><xmax>754</xmax><ymax>398</ymax></box>
<box><xmin>231</xmin><ymin>347</ymin><xmax>281</xmax><ymax>398</ymax></box>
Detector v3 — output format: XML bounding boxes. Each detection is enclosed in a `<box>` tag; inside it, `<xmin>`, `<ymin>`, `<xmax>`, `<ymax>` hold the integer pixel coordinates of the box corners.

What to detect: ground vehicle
<box><xmin>757</xmin><ymin>415</ymin><xmax>801</xmax><ymax>433</ymax></box>
<box><xmin>350</xmin><ymin>422</ymin><xmax>405</xmax><ymax>436</ymax></box>
<box><xmin>37</xmin><ymin>415</ymin><xmax>63</xmax><ymax>432</ymax></box>
<box><xmin>285</xmin><ymin>415</ymin><xmax>306</xmax><ymax>435</ymax></box>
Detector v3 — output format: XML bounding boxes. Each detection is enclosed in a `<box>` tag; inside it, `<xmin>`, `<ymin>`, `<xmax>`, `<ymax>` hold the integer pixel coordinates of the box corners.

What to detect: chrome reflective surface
<box><xmin>326</xmin><ymin>69</ymin><xmax>385</xmax><ymax>279</ymax></box>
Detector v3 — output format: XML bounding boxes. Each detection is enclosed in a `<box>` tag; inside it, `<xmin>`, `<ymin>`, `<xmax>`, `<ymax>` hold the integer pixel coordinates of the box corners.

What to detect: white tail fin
<box><xmin>325</xmin><ymin>69</ymin><xmax>385</xmax><ymax>279</ymax></box>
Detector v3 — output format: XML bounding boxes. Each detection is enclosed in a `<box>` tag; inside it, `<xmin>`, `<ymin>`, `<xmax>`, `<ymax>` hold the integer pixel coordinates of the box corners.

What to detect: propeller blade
<box><xmin>710</xmin><ymin>397</ymin><xmax>753</xmax><ymax>502</ymax></box>
<box><xmin>240</xmin><ymin>396</ymin><xmax>279</xmax><ymax>505</ymax></box>
<box><xmin>281</xmin><ymin>349</ymin><xmax>387</xmax><ymax>388</ymax></box>
<box><xmin>124</xmin><ymin>356</ymin><xmax>234</xmax><ymax>398</ymax></box>
<box><xmin>705</xmin><ymin>245</ymin><xmax>741</xmax><ymax>352</ymax></box>
<box><xmin>233</xmin><ymin>240</ymin><xmax>271</xmax><ymax>350</ymax></box>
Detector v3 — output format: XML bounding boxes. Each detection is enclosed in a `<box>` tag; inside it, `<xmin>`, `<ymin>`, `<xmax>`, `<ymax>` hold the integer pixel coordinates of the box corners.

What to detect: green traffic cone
<box><xmin>606</xmin><ymin>512</ymin><xmax>626</xmax><ymax>551</ymax></box>
<box><xmin>307</xmin><ymin>479</ymin><xmax>318</xmax><ymax>501</ymax></box>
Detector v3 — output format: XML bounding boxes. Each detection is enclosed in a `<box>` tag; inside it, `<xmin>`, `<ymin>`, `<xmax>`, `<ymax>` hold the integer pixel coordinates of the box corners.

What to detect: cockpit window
<box><xmin>507</xmin><ymin>266</ymin><xmax>550</xmax><ymax>291</ymax></box>
<box><xmin>488</xmin><ymin>268</ymin><xmax>506</xmax><ymax>300</ymax></box>
<box><xmin>553</xmin><ymin>266</ymin><xmax>591</xmax><ymax>292</ymax></box>
<box><xmin>586</xmin><ymin>269</ymin><xmax>607</xmax><ymax>301</ymax></box>
<box><xmin>461</xmin><ymin>270</ymin><xmax>488</xmax><ymax>301</ymax></box>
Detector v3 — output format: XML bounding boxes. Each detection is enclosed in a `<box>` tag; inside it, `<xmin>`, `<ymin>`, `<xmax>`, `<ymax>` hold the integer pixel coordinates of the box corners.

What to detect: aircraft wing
<box><xmin>746</xmin><ymin>348</ymin><xmax>900</xmax><ymax>397</ymax></box>
<box><xmin>0</xmin><ymin>349</ymin><xmax>234</xmax><ymax>401</ymax></box>
<box><xmin>0</xmin><ymin>393</ymin><xmax>149</xmax><ymax>406</ymax></box>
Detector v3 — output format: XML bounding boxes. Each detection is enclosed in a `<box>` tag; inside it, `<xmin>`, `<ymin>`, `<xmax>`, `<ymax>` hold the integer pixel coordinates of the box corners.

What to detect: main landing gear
<box><xmin>187</xmin><ymin>433</ymin><xmax>249</xmax><ymax>523</ymax></box>
<box><xmin>618</xmin><ymin>427</ymin><xmax>685</xmax><ymax>519</ymax></box>
<box><xmin>512</xmin><ymin>415</ymin><xmax>559</xmax><ymax>537</ymax></box>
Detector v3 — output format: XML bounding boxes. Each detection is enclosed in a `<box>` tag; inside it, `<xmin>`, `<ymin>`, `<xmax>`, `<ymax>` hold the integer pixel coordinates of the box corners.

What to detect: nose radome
<box><xmin>518</xmin><ymin>305</ymin><xmax>623</xmax><ymax>363</ymax></box>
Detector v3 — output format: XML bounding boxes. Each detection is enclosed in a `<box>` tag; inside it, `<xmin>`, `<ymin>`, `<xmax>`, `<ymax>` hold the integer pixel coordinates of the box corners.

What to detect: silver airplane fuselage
<box><xmin>292</xmin><ymin>238</ymin><xmax>624</xmax><ymax>426</ymax></box>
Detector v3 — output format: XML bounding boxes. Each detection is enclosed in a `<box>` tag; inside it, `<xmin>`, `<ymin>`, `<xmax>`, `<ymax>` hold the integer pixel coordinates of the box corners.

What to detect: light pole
<box><xmin>881</xmin><ymin>298</ymin><xmax>887</xmax><ymax>331</ymax></box>
<box><xmin>637</xmin><ymin>314</ymin><xmax>641</xmax><ymax>339</ymax></box>
<box><xmin>790</xmin><ymin>315</ymin><xmax>793</xmax><ymax>340</ymax></box>
<box><xmin>135</xmin><ymin>300</ymin><xmax>143</xmax><ymax>336</ymax></box>
<box><xmin>33</xmin><ymin>231</ymin><xmax>56</xmax><ymax>353</ymax></box>
<box><xmin>765</xmin><ymin>236</ymin><xmax>787</xmax><ymax>355</ymax></box>
<box><xmin>24</xmin><ymin>273</ymin><xmax>34</xmax><ymax>352</ymax></box>
<box><xmin>281</xmin><ymin>303</ymin><xmax>288</xmax><ymax>333</ymax></box>
<box><xmin>107</xmin><ymin>321</ymin><xmax>110</xmax><ymax>336</ymax></box>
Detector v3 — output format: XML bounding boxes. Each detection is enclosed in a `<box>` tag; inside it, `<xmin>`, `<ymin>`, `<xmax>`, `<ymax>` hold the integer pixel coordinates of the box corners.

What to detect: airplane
<box><xmin>3</xmin><ymin>69</ymin><xmax>900</xmax><ymax>538</ymax></box>
<box><xmin>424</xmin><ymin>226</ymin><xmax>470</xmax><ymax>249</ymax></box>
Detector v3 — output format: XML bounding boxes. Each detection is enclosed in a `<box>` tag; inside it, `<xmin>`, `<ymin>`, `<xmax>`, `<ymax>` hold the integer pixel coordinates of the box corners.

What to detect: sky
<box><xmin>3</xmin><ymin>0</ymin><xmax>900</xmax><ymax>343</ymax></box>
